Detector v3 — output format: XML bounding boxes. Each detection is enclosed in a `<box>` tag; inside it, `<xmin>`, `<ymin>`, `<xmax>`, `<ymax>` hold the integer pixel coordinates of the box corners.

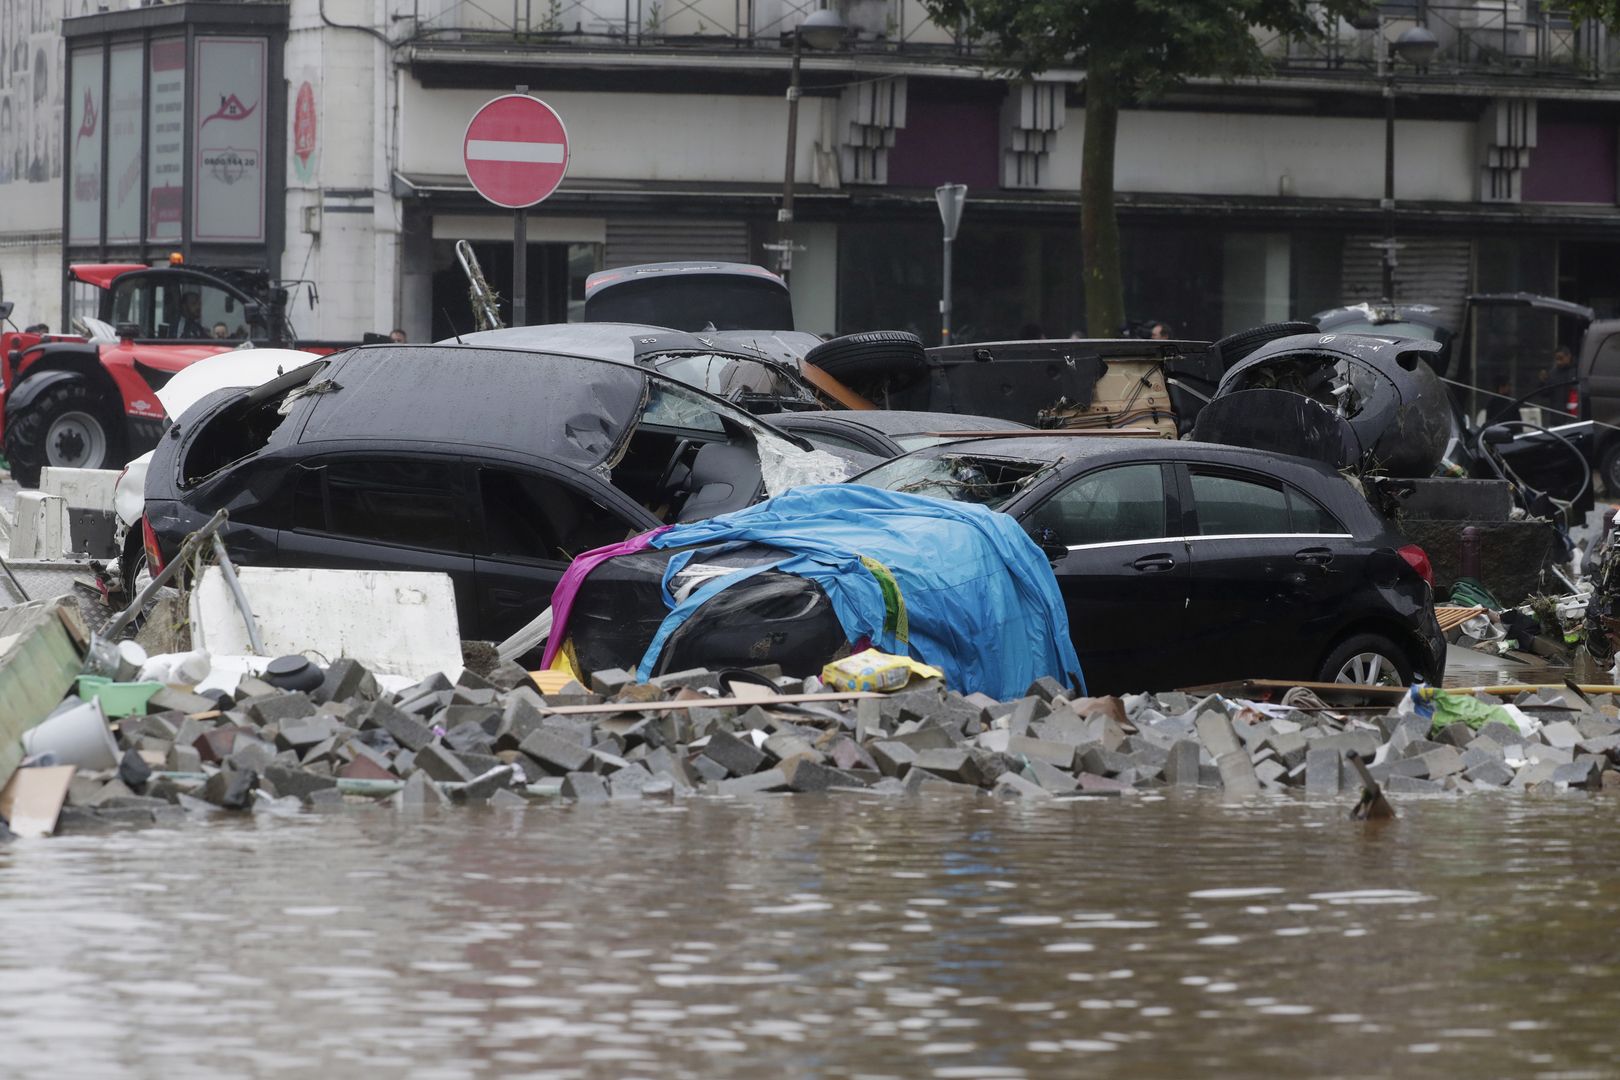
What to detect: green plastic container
<box><xmin>76</xmin><ymin>676</ymin><xmax>164</xmax><ymax>717</ymax></box>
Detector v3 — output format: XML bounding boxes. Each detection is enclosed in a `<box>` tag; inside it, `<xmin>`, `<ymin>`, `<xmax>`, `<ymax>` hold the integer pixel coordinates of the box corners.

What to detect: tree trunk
<box><xmin>1080</xmin><ymin>66</ymin><xmax>1125</xmax><ymax>337</ymax></box>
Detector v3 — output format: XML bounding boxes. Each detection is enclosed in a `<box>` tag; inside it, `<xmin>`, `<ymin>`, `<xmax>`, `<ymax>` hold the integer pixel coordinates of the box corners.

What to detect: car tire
<box><xmin>5</xmin><ymin>380</ymin><xmax>124</xmax><ymax>487</ymax></box>
<box><xmin>804</xmin><ymin>331</ymin><xmax>927</xmax><ymax>383</ymax></box>
<box><xmin>1215</xmin><ymin>321</ymin><xmax>1319</xmax><ymax>369</ymax></box>
<box><xmin>119</xmin><ymin>530</ymin><xmax>153</xmax><ymax>605</ymax></box>
<box><xmin>1317</xmin><ymin>633</ymin><xmax>1414</xmax><ymax>688</ymax></box>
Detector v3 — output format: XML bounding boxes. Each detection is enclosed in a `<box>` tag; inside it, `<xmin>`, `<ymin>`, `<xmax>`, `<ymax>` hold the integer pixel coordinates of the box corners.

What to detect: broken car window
<box><xmin>858</xmin><ymin>453</ymin><xmax>1049</xmax><ymax>510</ymax></box>
<box><xmin>180</xmin><ymin>363</ymin><xmax>327</xmax><ymax>486</ymax></box>
<box><xmin>649</xmin><ymin>353</ymin><xmax>812</xmax><ymax>405</ymax></box>
<box><xmin>640</xmin><ymin>380</ymin><xmax>726</xmax><ymax>434</ymax></box>
<box><xmin>1026</xmin><ymin>464</ymin><xmax>1166</xmax><ymax>547</ymax></box>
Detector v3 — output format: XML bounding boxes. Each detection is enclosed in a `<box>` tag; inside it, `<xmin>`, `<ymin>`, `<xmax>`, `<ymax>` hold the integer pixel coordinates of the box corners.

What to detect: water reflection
<box><xmin>2</xmin><ymin>795</ymin><xmax>1618</xmax><ymax>1078</ymax></box>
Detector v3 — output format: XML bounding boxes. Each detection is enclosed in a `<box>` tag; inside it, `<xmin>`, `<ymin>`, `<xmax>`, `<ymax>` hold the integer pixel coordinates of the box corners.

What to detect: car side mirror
<box><xmin>1481</xmin><ymin>423</ymin><xmax>1516</xmax><ymax>446</ymax></box>
<box><xmin>115</xmin><ymin>322</ymin><xmax>140</xmax><ymax>340</ymax></box>
<box><xmin>0</xmin><ymin>300</ymin><xmax>13</xmax><ymax>322</ymax></box>
<box><xmin>1039</xmin><ymin>540</ymin><xmax>1067</xmax><ymax>564</ymax></box>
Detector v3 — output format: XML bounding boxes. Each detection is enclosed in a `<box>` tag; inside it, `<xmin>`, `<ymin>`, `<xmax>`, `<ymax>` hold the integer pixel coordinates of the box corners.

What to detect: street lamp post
<box><xmin>1379</xmin><ymin>24</ymin><xmax>1439</xmax><ymax>303</ymax></box>
<box><xmin>775</xmin><ymin>8</ymin><xmax>846</xmax><ymax>285</ymax></box>
<box><xmin>936</xmin><ymin>183</ymin><xmax>966</xmax><ymax>344</ymax></box>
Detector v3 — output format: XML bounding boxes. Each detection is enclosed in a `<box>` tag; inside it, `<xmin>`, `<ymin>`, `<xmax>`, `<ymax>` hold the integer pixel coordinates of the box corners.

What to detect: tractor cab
<box><xmin>69</xmin><ymin>262</ymin><xmax>294</xmax><ymax>345</ymax></box>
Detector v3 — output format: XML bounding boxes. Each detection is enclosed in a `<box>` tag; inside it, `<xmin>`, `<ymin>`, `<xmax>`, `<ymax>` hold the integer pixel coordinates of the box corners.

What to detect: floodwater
<box><xmin>4</xmin><ymin>795</ymin><xmax>1619</xmax><ymax>1079</ymax></box>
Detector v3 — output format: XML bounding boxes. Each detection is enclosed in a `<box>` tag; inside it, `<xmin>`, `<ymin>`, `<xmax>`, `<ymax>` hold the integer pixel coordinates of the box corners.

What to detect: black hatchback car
<box><xmin>140</xmin><ymin>344</ymin><xmax>852</xmax><ymax>641</ymax></box>
<box><xmin>860</xmin><ymin>437</ymin><xmax>1444</xmax><ymax>692</ymax></box>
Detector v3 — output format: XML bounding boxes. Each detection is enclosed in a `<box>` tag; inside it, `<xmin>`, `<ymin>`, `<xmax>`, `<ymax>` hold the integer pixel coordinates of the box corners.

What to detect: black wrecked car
<box><xmin>140</xmin><ymin>344</ymin><xmax>851</xmax><ymax>641</ymax></box>
<box><xmin>1194</xmin><ymin>332</ymin><xmax>1453</xmax><ymax>477</ymax></box>
<box><xmin>564</xmin><ymin>436</ymin><xmax>1444</xmax><ymax>695</ymax></box>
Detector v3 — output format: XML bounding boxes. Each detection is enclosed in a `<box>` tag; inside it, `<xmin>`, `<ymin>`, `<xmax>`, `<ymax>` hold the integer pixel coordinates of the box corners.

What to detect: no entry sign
<box><xmin>463</xmin><ymin>95</ymin><xmax>570</xmax><ymax>209</ymax></box>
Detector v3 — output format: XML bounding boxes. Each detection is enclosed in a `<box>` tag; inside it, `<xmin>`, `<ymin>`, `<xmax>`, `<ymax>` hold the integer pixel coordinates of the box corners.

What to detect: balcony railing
<box><xmin>400</xmin><ymin>0</ymin><xmax>1617</xmax><ymax>81</ymax></box>
<box><xmin>402</xmin><ymin>0</ymin><xmax>959</xmax><ymax>50</ymax></box>
<box><xmin>1259</xmin><ymin>2</ymin><xmax>1613</xmax><ymax>79</ymax></box>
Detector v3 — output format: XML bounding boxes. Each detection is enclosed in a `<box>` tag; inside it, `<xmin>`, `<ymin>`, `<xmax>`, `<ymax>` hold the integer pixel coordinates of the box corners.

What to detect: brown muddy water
<box><xmin>3</xmin><ymin>794</ymin><xmax>1618</xmax><ymax>1079</ymax></box>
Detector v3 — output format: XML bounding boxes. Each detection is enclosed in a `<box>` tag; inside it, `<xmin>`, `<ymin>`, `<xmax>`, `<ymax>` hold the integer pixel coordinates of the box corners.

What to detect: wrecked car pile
<box><xmin>8</xmin><ymin>626</ymin><xmax>1620</xmax><ymax>841</ymax></box>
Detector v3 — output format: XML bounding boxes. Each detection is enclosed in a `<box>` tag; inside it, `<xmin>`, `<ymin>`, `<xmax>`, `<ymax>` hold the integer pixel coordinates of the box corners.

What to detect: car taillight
<box><xmin>1567</xmin><ymin>387</ymin><xmax>1580</xmax><ymax>415</ymax></box>
<box><xmin>1397</xmin><ymin>544</ymin><xmax>1433</xmax><ymax>587</ymax></box>
<box><xmin>142</xmin><ymin>515</ymin><xmax>166</xmax><ymax>575</ymax></box>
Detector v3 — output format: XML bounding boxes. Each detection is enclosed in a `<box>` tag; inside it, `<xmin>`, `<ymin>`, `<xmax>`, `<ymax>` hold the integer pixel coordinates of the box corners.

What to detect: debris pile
<box><xmin>10</xmin><ymin>652</ymin><xmax>1620</xmax><ymax>838</ymax></box>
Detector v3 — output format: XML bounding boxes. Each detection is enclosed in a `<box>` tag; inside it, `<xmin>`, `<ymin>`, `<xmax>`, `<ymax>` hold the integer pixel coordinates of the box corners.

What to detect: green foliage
<box><xmin>1566</xmin><ymin>1</ymin><xmax>1620</xmax><ymax>29</ymax></box>
<box><xmin>918</xmin><ymin>0</ymin><xmax>1364</xmax><ymax>97</ymax></box>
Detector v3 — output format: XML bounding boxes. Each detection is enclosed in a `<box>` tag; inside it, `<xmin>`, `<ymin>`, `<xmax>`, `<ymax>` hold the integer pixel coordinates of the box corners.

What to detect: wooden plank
<box><xmin>1436</xmin><ymin>605</ymin><xmax>1486</xmax><ymax>633</ymax></box>
<box><xmin>798</xmin><ymin>362</ymin><xmax>878</xmax><ymax>410</ymax></box>
<box><xmin>0</xmin><ymin>765</ymin><xmax>75</xmax><ymax>838</ymax></box>
<box><xmin>538</xmin><ymin>689</ymin><xmax>882</xmax><ymax>717</ymax></box>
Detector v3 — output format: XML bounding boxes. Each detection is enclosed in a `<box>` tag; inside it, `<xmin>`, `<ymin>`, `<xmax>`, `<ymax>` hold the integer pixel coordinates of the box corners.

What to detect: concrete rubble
<box><xmin>9</xmin><ymin>653</ymin><xmax>1620</xmax><ymax>837</ymax></box>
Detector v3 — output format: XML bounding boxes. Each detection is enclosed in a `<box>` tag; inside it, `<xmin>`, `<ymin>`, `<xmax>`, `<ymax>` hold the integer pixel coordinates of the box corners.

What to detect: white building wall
<box><xmin>1045</xmin><ymin>107</ymin><xmax>1475</xmax><ymax>203</ymax></box>
<box><xmin>281</xmin><ymin>0</ymin><xmax>400</xmax><ymax>341</ymax></box>
<box><xmin>398</xmin><ymin>79</ymin><xmax>828</xmax><ymax>187</ymax></box>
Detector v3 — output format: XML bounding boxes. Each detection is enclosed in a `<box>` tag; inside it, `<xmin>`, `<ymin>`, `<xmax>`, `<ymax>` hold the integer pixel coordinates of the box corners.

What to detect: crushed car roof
<box><xmin>293</xmin><ymin>344</ymin><xmax>646</xmax><ymax>467</ymax></box>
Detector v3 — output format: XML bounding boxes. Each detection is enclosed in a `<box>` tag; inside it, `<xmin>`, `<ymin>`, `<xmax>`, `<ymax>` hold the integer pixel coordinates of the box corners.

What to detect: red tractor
<box><xmin>1</xmin><ymin>260</ymin><xmax>355</xmax><ymax>487</ymax></box>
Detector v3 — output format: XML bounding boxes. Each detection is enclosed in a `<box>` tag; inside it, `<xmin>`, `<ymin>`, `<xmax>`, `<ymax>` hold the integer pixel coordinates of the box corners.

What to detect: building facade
<box><xmin>2</xmin><ymin>0</ymin><xmax>1619</xmax><ymax>351</ymax></box>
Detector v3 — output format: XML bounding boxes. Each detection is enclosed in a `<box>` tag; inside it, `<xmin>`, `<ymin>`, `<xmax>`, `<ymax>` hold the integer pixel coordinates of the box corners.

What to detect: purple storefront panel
<box><xmin>887</xmin><ymin>99</ymin><xmax>1000</xmax><ymax>190</ymax></box>
<box><xmin>1522</xmin><ymin>121</ymin><xmax>1617</xmax><ymax>204</ymax></box>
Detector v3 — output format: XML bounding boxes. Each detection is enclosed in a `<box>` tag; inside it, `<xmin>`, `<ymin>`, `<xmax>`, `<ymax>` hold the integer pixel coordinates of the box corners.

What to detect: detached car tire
<box><xmin>1317</xmin><ymin>632</ymin><xmax>1413</xmax><ymax>687</ymax></box>
<box><xmin>805</xmin><ymin>331</ymin><xmax>927</xmax><ymax>383</ymax></box>
<box><xmin>5</xmin><ymin>379</ymin><xmax>124</xmax><ymax>487</ymax></box>
<box><xmin>1215</xmin><ymin>321</ymin><xmax>1319</xmax><ymax>369</ymax></box>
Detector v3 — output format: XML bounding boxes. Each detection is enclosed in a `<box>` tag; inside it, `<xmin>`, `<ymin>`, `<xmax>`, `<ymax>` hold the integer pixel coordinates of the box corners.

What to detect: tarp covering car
<box><xmin>544</xmin><ymin>484</ymin><xmax>1085</xmax><ymax>700</ymax></box>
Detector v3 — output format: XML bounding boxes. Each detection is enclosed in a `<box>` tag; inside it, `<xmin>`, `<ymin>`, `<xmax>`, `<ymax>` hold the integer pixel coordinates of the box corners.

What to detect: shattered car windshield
<box><xmin>858</xmin><ymin>453</ymin><xmax>1050</xmax><ymax>509</ymax></box>
<box><xmin>639</xmin><ymin>375</ymin><xmax>823</xmax><ymax>465</ymax></box>
<box><xmin>648</xmin><ymin>353</ymin><xmax>810</xmax><ymax>403</ymax></box>
<box><xmin>641</xmin><ymin>379</ymin><xmax>726</xmax><ymax>433</ymax></box>
<box><xmin>1226</xmin><ymin>354</ymin><xmax>1397</xmax><ymax>420</ymax></box>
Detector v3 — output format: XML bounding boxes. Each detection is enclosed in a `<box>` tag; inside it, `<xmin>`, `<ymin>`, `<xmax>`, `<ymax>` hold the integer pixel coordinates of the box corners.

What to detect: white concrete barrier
<box><xmin>190</xmin><ymin>566</ymin><xmax>464</xmax><ymax>682</ymax></box>
<box><xmin>8</xmin><ymin>491</ymin><xmax>66</xmax><ymax>560</ymax></box>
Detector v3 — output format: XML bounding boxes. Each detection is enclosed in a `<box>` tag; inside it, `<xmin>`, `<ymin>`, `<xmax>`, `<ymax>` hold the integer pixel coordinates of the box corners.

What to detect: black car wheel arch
<box><xmin>1316</xmin><ymin>630</ymin><xmax>1416</xmax><ymax>687</ymax></box>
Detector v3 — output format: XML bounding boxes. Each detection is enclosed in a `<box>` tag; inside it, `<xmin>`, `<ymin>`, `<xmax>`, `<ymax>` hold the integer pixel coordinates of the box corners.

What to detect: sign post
<box><xmin>463</xmin><ymin>90</ymin><xmax>570</xmax><ymax>328</ymax></box>
<box><xmin>935</xmin><ymin>183</ymin><xmax>967</xmax><ymax>345</ymax></box>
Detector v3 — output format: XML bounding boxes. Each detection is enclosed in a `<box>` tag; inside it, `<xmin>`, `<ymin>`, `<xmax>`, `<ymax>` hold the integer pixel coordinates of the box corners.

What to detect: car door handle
<box><xmin>1294</xmin><ymin>547</ymin><xmax>1334</xmax><ymax>566</ymax></box>
<box><xmin>1132</xmin><ymin>553</ymin><xmax>1176</xmax><ymax>573</ymax></box>
<box><xmin>489</xmin><ymin>588</ymin><xmax>528</xmax><ymax>605</ymax></box>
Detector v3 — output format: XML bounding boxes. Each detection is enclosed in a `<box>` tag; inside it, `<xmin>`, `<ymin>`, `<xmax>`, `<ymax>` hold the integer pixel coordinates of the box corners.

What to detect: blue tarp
<box><xmin>633</xmin><ymin>484</ymin><xmax>1085</xmax><ymax>700</ymax></box>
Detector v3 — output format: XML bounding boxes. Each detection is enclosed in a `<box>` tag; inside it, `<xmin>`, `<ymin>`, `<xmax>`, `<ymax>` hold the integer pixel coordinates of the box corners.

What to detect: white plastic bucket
<box><xmin>21</xmin><ymin>698</ymin><xmax>119</xmax><ymax>771</ymax></box>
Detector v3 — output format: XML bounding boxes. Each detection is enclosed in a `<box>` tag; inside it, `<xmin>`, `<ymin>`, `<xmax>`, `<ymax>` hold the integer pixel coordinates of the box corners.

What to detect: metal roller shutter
<box><xmin>604</xmin><ymin>219</ymin><xmax>751</xmax><ymax>267</ymax></box>
<box><xmin>1341</xmin><ymin>235</ymin><xmax>1473</xmax><ymax>328</ymax></box>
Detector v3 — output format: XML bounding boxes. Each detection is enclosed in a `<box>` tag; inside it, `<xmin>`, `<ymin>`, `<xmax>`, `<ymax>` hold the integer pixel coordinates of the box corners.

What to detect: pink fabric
<box><xmin>540</xmin><ymin>527</ymin><xmax>671</xmax><ymax>669</ymax></box>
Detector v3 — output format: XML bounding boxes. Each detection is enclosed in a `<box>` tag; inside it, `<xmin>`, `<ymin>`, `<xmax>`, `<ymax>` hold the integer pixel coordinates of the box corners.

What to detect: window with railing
<box><xmin>1259</xmin><ymin>2</ymin><xmax>1607</xmax><ymax>78</ymax></box>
